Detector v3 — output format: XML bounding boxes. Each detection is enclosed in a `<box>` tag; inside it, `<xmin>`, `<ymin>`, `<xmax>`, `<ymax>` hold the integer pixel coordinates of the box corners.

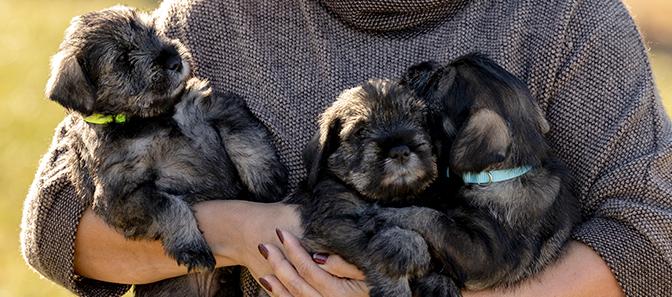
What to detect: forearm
<box><xmin>74</xmin><ymin>200</ymin><xmax>298</xmax><ymax>284</ymax></box>
<box><xmin>464</xmin><ymin>241</ymin><xmax>624</xmax><ymax>297</ymax></box>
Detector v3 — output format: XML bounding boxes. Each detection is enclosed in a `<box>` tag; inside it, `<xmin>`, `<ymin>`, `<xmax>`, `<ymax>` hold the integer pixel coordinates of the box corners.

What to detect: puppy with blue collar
<box><xmin>363</xmin><ymin>54</ymin><xmax>581</xmax><ymax>297</ymax></box>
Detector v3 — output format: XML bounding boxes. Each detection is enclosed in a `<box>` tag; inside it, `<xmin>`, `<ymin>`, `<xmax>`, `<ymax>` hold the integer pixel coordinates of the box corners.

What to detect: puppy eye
<box><xmin>413</xmin><ymin>142</ymin><xmax>428</xmax><ymax>149</ymax></box>
<box><xmin>117</xmin><ymin>52</ymin><xmax>130</xmax><ymax>65</ymax></box>
<box><xmin>351</xmin><ymin>127</ymin><xmax>365</xmax><ymax>138</ymax></box>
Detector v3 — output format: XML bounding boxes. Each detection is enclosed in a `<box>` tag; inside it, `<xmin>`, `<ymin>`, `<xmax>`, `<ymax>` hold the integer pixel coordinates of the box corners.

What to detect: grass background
<box><xmin>0</xmin><ymin>1</ymin><xmax>669</xmax><ymax>296</ymax></box>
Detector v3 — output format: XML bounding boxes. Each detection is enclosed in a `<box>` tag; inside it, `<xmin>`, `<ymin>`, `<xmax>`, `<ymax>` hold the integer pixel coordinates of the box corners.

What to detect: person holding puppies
<box><xmin>21</xmin><ymin>0</ymin><xmax>671</xmax><ymax>297</ymax></box>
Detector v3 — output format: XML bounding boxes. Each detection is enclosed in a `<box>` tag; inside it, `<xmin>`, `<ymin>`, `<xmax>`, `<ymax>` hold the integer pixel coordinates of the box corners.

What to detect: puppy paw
<box><xmin>167</xmin><ymin>238</ymin><xmax>216</xmax><ymax>272</ymax></box>
<box><xmin>412</xmin><ymin>273</ymin><xmax>461</xmax><ymax>297</ymax></box>
<box><xmin>249</xmin><ymin>160</ymin><xmax>288</xmax><ymax>202</ymax></box>
<box><xmin>367</xmin><ymin>227</ymin><xmax>431</xmax><ymax>278</ymax></box>
<box><xmin>359</xmin><ymin>208</ymin><xmax>401</xmax><ymax>234</ymax></box>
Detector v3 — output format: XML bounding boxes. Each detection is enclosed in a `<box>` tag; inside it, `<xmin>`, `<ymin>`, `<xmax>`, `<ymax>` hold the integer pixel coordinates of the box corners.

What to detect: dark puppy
<box><xmin>46</xmin><ymin>6</ymin><xmax>287</xmax><ymax>296</ymax></box>
<box><xmin>366</xmin><ymin>54</ymin><xmax>581</xmax><ymax>296</ymax></box>
<box><xmin>287</xmin><ymin>79</ymin><xmax>438</xmax><ymax>297</ymax></box>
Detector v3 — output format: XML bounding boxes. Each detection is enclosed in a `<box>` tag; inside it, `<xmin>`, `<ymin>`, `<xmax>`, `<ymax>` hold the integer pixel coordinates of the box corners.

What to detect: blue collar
<box><xmin>448</xmin><ymin>166</ymin><xmax>533</xmax><ymax>185</ymax></box>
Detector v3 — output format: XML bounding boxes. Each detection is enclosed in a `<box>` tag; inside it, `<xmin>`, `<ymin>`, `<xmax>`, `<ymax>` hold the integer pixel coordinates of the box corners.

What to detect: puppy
<box><xmin>285</xmin><ymin>79</ymin><xmax>438</xmax><ymax>297</ymax></box>
<box><xmin>45</xmin><ymin>6</ymin><xmax>287</xmax><ymax>296</ymax></box>
<box><xmin>365</xmin><ymin>54</ymin><xmax>582</xmax><ymax>296</ymax></box>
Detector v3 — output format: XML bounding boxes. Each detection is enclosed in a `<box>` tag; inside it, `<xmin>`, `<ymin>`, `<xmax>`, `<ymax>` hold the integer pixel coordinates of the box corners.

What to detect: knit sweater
<box><xmin>20</xmin><ymin>0</ymin><xmax>672</xmax><ymax>296</ymax></box>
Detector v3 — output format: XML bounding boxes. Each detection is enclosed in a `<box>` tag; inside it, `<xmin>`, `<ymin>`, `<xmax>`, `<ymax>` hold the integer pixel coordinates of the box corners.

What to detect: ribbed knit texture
<box><xmin>20</xmin><ymin>0</ymin><xmax>672</xmax><ymax>296</ymax></box>
<box><xmin>319</xmin><ymin>0</ymin><xmax>468</xmax><ymax>31</ymax></box>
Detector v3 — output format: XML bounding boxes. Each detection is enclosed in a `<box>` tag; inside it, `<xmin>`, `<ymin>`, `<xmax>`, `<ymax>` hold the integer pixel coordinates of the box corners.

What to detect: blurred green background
<box><xmin>0</xmin><ymin>0</ymin><xmax>669</xmax><ymax>296</ymax></box>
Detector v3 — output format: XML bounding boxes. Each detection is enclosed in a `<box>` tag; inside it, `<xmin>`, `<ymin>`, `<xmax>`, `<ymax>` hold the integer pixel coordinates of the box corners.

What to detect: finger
<box><xmin>342</xmin><ymin>279</ymin><xmax>371</xmax><ymax>297</ymax></box>
<box><xmin>276</xmin><ymin>229</ymin><xmax>338</xmax><ymax>289</ymax></box>
<box><xmin>259</xmin><ymin>275</ymin><xmax>293</xmax><ymax>297</ymax></box>
<box><xmin>261</xmin><ymin>243</ymin><xmax>322</xmax><ymax>297</ymax></box>
<box><xmin>311</xmin><ymin>253</ymin><xmax>366</xmax><ymax>281</ymax></box>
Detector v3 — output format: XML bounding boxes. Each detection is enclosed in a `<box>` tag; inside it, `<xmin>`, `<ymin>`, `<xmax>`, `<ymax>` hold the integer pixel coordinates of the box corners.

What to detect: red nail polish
<box><xmin>276</xmin><ymin>228</ymin><xmax>285</xmax><ymax>244</ymax></box>
<box><xmin>258</xmin><ymin>244</ymin><xmax>269</xmax><ymax>259</ymax></box>
<box><xmin>312</xmin><ymin>253</ymin><xmax>328</xmax><ymax>265</ymax></box>
<box><xmin>259</xmin><ymin>277</ymin><xmax>273</xmax><ymax>292</ymax></box>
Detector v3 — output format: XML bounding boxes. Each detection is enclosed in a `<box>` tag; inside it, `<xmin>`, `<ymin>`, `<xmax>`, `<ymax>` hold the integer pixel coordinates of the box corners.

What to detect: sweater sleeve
<box><xmin>20</xmin><ymin>117</ymin><xmax>131</xmax><ymax>296</ymax></box>
<box><xmin>544</xmin><ymin>1</ymin><xmax>672</xmax><ymax>295</ymax></box>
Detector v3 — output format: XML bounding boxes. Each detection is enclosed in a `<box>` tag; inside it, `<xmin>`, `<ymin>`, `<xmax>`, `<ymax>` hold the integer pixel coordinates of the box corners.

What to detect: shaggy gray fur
<box><xmin>363</xmin><ymin>54</ymin><xmax>582</xmax><ymax>296</ymax></box>
<box><xmin>21</xmin><ymin>1</ymin><xmax>672</xmax><ymax>296</ymax></box>
<box><xmin>45</xmin><ymin>6</ymin><xmax>287</xmax><ymax>297</ymax></box>
<box><xmin>288</xmin><ymin>79</ymin><xmax>438</xmax><ymax>297</ymax></box>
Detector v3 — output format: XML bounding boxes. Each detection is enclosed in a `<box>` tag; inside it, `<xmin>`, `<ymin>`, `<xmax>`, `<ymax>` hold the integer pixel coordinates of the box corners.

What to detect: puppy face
<box><xmin>46</xmin><ymin>6</ymin><xmax>192</xmax><ymax>117</ymax></box>
<box><xmin>403</xmin><ymin>54</ymin><xmax>550</xmax><ymax>174</ymax></box>
<box><xmin>305</xmin><ymin>79</ymin><xmax>438</xmax><ymax>202</ymax></box>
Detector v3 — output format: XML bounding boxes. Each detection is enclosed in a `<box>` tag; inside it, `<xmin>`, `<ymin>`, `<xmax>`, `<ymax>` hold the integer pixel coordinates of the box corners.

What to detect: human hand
<box><xmin>193</xmin><ymin>201</ymin><xmax>303</xmax><ymax>280</ymax></box>
<box><xmin>74</xmin><ymin>200</ymin><xmax>302</xmax><ymax>284</ymax></box>
<box><xmin>257</xmin><ymin>229</ymin><xmax>369</xmax><ymax>297</ymax></box>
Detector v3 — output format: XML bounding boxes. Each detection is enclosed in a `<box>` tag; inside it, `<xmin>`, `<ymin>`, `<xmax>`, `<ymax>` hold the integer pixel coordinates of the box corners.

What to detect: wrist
<box><xmin>193</xmin><ymin>200</ymin><xmax>301</xmax><ymax>268</ymax></box>
<box><xmin>464</xmin><ymin>241</ymin><xmax>624</xmax><ymax>297</ymax></box>
<box><xmin>523</xmin><ymin>241</ymin><xmax>623</xmax><ymax>297</ymax></box>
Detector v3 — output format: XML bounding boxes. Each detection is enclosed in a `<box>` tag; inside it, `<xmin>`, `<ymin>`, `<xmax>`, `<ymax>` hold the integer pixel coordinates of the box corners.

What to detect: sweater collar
<box><xmin>319</xmin><ymin>0</ymin><xmax>468</xmax><ymax>31</ymax></box>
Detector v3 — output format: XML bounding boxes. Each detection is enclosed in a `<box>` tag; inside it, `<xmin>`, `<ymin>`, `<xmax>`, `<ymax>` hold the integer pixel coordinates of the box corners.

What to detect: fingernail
<box><xmin>259</xmin><ymin>277</ymin><xmax>273</xmax><ymax>292</ymax></box>
<box><xmin>312</xmin><ymin>253</ymin><xmax>328</xmax><ymax>265</ymax></box>
<box><xmin>276</xmin><ymin>228</ymin><xmax>284</xmax><ymax>244</ymax></box>
<box><xmin>258</xmin><ymin>244</ymin><xmax>269</xmax><ymax>259</ymax></box>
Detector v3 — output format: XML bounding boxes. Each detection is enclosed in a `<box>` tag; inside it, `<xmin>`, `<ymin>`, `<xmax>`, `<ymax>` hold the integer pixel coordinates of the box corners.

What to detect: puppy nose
<box><xmin>164</xmin><ymin>54</ymin><xmax>182</xmax><ymax>72</ymax></box>
<box><xmin>158</xmin><ymin>47</ymin><xmax>183</xmax><ymax>72</ymax></box>
<box><xmin>389</xmin><ymin>145</ymin><xmax>411</xmax><ymax>162</ymax></box>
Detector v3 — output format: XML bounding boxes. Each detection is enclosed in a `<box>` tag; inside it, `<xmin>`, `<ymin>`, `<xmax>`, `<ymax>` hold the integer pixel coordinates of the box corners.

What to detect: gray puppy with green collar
<box><xmin>46</xmin><ymin>6</ymin><xmax>287</xmax><ymax>296</ymax></box>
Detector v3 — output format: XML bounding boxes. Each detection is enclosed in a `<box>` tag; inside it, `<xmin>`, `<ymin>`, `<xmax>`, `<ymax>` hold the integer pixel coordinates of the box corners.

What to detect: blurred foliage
<box><xmin>624</xmin><ymin>0</ymin><xmax>672</xmax><ymax>49</ymax></box>
<box><xmin>624</xmin><ymin>0</ymin><xmax>672</xmax><ymax>113</ymax></box>
<box><xmin>0</xmin><ymin>0</ymin><xmax>669</xmax><ymax>296</ymax></box>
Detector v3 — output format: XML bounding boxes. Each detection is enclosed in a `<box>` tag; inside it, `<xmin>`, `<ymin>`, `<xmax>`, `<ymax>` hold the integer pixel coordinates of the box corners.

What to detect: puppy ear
<box><xmin>449</xmin><ymin>109</ymin><xmax>511</xmax><ymax>173</ymax></box>
<box><xmin>303</xmin><ymin>118</ymin><xmax>342</xmax><ymax>188</ymax></box>
<box><xmin>401</xmin><ymin>61</ymin><xmax>445</xmax><ymax>98</ymax></box>
<box><xmin>45</xmin><ymin>50</ymin><xmax>96</xmax><ymax>114</ymax></box>
<box><xmin>402</xmin><ymin>61</ymin><xmax>441</xmax><ymax>86</ymax></box>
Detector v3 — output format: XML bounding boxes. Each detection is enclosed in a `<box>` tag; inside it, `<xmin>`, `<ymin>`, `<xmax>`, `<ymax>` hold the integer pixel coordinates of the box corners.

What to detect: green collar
<box><xmin>83</xmin><ymin>114</ymin><xmax>127</xmax><ymax>125</ymax></box>
<box><xmin>448</xmin><ymin>166</ymin><xmax>533</xmax><ymax>185</ymax></box>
